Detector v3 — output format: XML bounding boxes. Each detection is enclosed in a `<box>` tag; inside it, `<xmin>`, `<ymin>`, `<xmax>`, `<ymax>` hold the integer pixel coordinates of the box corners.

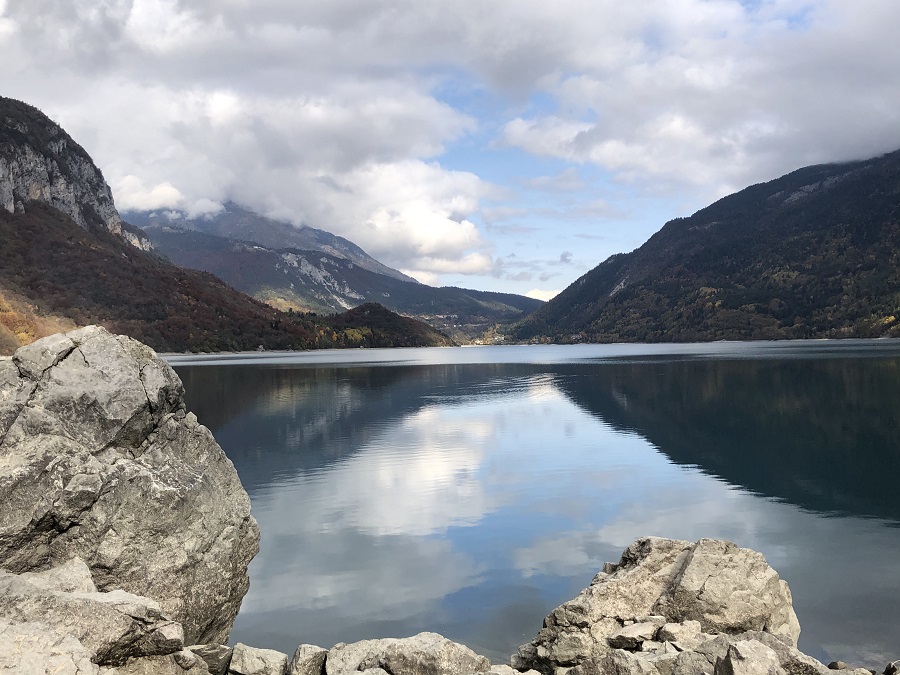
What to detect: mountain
<box><xmin>125</xmin><ymin>202</ymin><xmax>416</xmax><ymax>282</ymax></box>
<box><xmin>0</xmin><ymin>96</ymin><xmax>453</xmax><ymax>353</ymax></box>
<box><xmin>139</xmin><ymin>221</ymin><xmax>543</xmax><ymax>342</ymax></box>
<box><xmin>0</xmin><ymin>202</ymin><xmax>453</xmax><ymax>352</ymax></box>
<box><xmin>513</xmin><ymin>149</ymin><xmax>900</xmax><ymax>343</ymax></box>
<box><xmin>1</xmin><ymin>96</ymin><xmax>151</xmax><ymax>250</ymax></box>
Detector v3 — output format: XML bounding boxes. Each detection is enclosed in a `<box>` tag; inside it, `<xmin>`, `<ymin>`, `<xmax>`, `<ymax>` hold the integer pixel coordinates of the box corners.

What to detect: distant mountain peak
<box><xmin>125</xmin><ymin>200</ymin><xmax>417</xmax><ymax>283</ymax></box>
<box><xmin>141</xmin><ymin>224</ymin><xmax>543</xmax><ymax>342</ymax></box>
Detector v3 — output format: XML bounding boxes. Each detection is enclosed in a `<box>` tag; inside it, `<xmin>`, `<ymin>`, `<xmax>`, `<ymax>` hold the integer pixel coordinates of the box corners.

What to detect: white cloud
<box><xmin>317</xmin><ymin>160</ymin><xmax>490</xmax><ymax>266</ymax></box>
<box><xmin>185</xmin><ymin>198</ymin><xmax>224</xmax><ymax>218</ymax></box>
<box><xmin>4</xmin><ymin>0</ymin><xmax>900</xmax><ymax>289</ymax></box>
<box><xmin>525</xmin><ymin>289</ymin><xmax>559</xmax><ymax>302</ymax></box>
<box><xmin>32</xmin><ymin>75</ymin><xmax>490</xmax><ymax>279</ymax></box>
<box><xmin>124</xmin><ymin>0</ymin><xmax>215</xmax><ymax>53</ymax></box>
<box><xmin>402</xmin><ymin>270</ymin><xmax>440</xmax><ymax>286</ymax></box>
<box><xmin>523</xmin><ymin>168</ymin><xmax>585</xmax><ymax>193</ymax></box>
<box><xmin>0</xmin><ymin>4</ymin><xmax>13</xmax><ymax>38</ymax></box>
<box><xmin>497</xmin><ymin>1</ymin><xmax>900</xmax><ymax>197</ymax></box>
<box><xmin>115</xmin><ymin>176</ymin><xmax>184</xmax><ymax>211</ymax></box>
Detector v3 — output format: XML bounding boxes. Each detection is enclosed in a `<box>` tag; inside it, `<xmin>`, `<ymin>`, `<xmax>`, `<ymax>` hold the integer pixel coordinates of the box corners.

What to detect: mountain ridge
<box><xmin>512</xmin><ymin>149</ymin><xmax>900</xmax><ymax>342</ymax></box>
<box><xmin>125</xmin><ymin>202</ymin><xmax>417</xmax><ymax>283</ymax></box>
<box><xmin>139</xmin><ymin>217</ymin><xmax>543</xmax><ymax>342</ymax></box>
<box><xmin>0</xmin><ymin>202</ymin><xmax>454</xmax><ymax>352</ymax></box>
<box><xmin>0</xmin><ymin>96</ymin><xmax>454</xmax><ymax>353</ymax></box>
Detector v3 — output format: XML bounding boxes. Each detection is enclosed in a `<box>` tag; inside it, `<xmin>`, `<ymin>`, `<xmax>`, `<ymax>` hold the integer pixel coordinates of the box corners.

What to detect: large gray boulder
<box><xmin>99</xmin><ymin>651</ymin><xmax>210</xmax><ymax>674</ymax></box>
<box><xmin>0</xmin><ymin>326</ymin><xmax>259</xmax><ymax>645</ymax></box>
<box><xmin>0</xmin><ymin>559</ymin><xmax>183</xmax><ymax>666</ymax></box>
<box><xmin>714</xmin><ymin>640</ymin><xmax>786</xmax><ymax>675</ymax></box>
<box><xmin>326</xmin><ymin>632</ymin><xmax>490</xmax><ymax>675</ymax></box>
<box><xmin>513</xmin><ymin>538</ymin><xmax>802</xmax><ymax>675</ymax></box>
<box><xmin>189</xmin><ymin>643</ymin><xmax>235</xmax><ymax>675</ymax></box>
<box><xmin>0</xmin><ymin>558</ymin><xmax>216</xmax><ymax>674</ymax></box>
<box><xmin>0</xmin><ymin>618</ymin><xmax>98</xmax><ymax>674</ymax></box>
<box><xmin>287</xmin><ymin>644</ymin><xmax>328</xmax><ymax>675</ymax></box>
<box><xmin>229</xmin><ymin>643</ymin><xmax>290</xmax><ymax>675</ymax></box>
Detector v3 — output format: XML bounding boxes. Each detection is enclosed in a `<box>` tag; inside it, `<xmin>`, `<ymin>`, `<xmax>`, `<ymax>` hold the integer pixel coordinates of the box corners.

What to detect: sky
<box><xmin>3</xmin><ymin>1</ymin><xmax>900</xmax><ymax>300</ymax></box>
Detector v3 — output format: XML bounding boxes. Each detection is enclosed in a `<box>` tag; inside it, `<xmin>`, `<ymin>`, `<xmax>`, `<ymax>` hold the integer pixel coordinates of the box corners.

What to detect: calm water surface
<box><xmin>169</xmin><ymin>341</ymin><xmax>900</xmax><ymax>668</ymax></box>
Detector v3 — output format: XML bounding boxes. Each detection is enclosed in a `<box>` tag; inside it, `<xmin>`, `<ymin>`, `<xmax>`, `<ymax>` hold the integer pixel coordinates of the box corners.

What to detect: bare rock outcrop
<box><xmin>287</xmin><ymin>644</ymin><xmax>328</xmax><ymax>675</ymax></box>
<box><xmin>0</xmin><ymin>326</ymin><xmax>259</xmax><ymax>645</ymax></box>
<box><xmin>325</xmin><ymin>632</ymin><xmax>491</xmax><ymax>675</ymax></box>
<box><xmin>229</xmin><ymin>643</ymin><xmax>291</xmax><ymax>675</ymax></box>
<box><xmin>513</xmin><ymin>537</ymin><xmax>803</xmax><ymax>675</ymax></box>
<box><xmin>0</xmin><ymin>558</ymin><xmax>184</xmax><ymax>667</ymax></box>
<box><xmin>190</xmin><ymin>643</ymin><xmax>236</xmax><ymax>675</ymax></box>
<box><xmin>0</xmin><ymin>556</ymin><xmax>216</xmax><ymax>674</ymax></box>
<box><xmin>0</xmin><ymin>96</ymin><xmax>152</xmax><ymax>249</ymax></box>
<box><xmin>101</xmin><ymin>651</ymin><xmax>210</xmax><ymax>674</ymax></box>
<box><xmin>0</xmin><ymin>618</ymin><xmax>98</xmax><ymax>674</ymax></box>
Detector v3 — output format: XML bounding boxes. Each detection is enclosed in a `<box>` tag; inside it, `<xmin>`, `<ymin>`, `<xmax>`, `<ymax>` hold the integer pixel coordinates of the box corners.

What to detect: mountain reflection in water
<box><xmin>173</xmin><ymin>342</ymin><xmax>900</xmax><ymax>668</ymax></box>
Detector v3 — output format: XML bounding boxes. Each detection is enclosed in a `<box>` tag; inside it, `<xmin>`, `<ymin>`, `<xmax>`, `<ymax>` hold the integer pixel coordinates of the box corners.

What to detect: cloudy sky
<box><xmin>3</xmin><ymin>0</ymin><xmax>900</xmax><ymax>298</ymax></box>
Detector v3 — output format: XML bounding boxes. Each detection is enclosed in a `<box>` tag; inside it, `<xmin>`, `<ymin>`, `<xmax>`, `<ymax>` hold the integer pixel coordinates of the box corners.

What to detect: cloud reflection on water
<box><xmin>302</xmin><ymin>406</ymin><xmax>496</xmax><ymax>537</ymax></box>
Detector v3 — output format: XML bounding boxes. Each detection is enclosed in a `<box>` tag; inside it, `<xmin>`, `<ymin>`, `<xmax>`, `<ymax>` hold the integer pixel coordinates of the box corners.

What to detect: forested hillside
<box><xmin>0</xmin><ymin>96</ymin><xmax>454</xmax><ymax>353</ymax></box>
<box><xmin>0</xmin><ymin>204</ymin><xmax>453</xmax><ymax>352</ymax></box>
<box><xmin>513</xmin><ymin>149</ymin><xmax>900</xmax><ymax>342</ymax></box>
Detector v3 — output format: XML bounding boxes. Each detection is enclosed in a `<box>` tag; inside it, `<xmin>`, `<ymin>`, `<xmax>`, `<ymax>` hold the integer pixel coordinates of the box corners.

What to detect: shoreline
<box><xmin>1</xmin><ymin>328</ymin><xmax>896</xmax><ymax>674</ymax></box>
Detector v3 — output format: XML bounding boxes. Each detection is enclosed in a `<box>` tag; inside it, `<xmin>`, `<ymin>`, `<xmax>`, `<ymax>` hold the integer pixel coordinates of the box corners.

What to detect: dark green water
<box><xmin>170</xmin><ymin>341</ymin><xmax>900</xmax><ymax>668</ymax></box>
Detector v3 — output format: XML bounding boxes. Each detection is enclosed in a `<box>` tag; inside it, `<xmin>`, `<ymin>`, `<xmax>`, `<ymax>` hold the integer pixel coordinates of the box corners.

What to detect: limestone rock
<box><xmin>734</xmin><ymin>631</ymin><xmax>830</xmax><ymax>675</ymax></box>
<box><xmin>0</xmin><ymin>618</ymin><xmax>98</xmax><ymax>674</ymax></box>
<box><xmin>601</xmin><ymin>649</ymin><xmax>661</xmax><ymax>675</ymax></box>
<box><xmin>639</xmin><ymin>645</ymin><xmax>682</xmax><ymax>675</ymax></box>
<box><xmin>101</xmin><ymin>652</ymin><xmax>210</xmax><ymax>674</ymax></box>
<box><xmin>326</xmin><ymin>632</ymin><xmax>490</xmax><ymax>675</ymax></box>
<box><xmin>608</xmin><ymin>622</ymin><xmax>661</xmax><ymax>650</ymax></box>
<box><xmin>0</xmin><ymin>326</ymin><xmax>260</xmax><ymax>645</ymax></box>
<box><xmin>489</xmin><ymin>666</ymin><xmax>541</xmax><ymax>675</ymax></box>
<box><xmin>17</xmin><ymin>556</ymin><xmax>97</xmax><ymax>593</ymax></box>
<box><xmin>658</xmin><ymin>621</ymin><xmax>705</xmax><ymax>651</ymax></box>
<box><xmin>0</xmin><ymin>563</ymin><xmax>184</xmax><ymax>666</ymax></box>
<box><xmin>287</xmin><ymin>644</ymin><xmax>327</xmax><ymax>675</ymax></box>
<box><xmin>189</xmin><ymin>643</ymin><xmax>235</xmax><ymax>675</ymax></box>
<box><xmin>530</xmin><ymin>627</ymin><xmax>829</xmax><ymax>675</ymax></box>
<box><xmin>714</xmin><ymin>640</ymin><xmax>785</xmax><ymax>675</ymax></box>
<box><xmin>229</xmin><ymin>643</ymin><xmax>289</xmax><ymax>675</ymax></box>
<box><xmin>656</xmin><ymin>539</ymin><xmax>800</xmax><ymax>644</ymax></box>
<box><xmin>513</xmin><ymin>538</ymin><xmax>801</xmax><ymax>675</ymax></box>
<box><xmin>671</xmin><ymin>649</ymin><xmax>717</xmax><ymax>675</ymax></box>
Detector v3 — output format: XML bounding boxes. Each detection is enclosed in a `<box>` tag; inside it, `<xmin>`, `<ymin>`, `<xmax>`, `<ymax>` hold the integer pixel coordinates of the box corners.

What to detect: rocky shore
<box><xmin>1</xmin><ymin>328</ymin><xmax>894</xmax><ymax>675</ymax></box>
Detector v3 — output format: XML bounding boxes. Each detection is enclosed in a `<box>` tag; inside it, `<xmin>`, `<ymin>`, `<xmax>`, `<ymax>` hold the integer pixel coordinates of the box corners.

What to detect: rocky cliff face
<box><xmin>0</xmin><ymin>96</ymin><xmax>150</xmax><ymax>250</ymax></box>
<box><xmin>0</xmin><ymin>326</ymin><xmax>259</xmax><ymax>645</ymax></box>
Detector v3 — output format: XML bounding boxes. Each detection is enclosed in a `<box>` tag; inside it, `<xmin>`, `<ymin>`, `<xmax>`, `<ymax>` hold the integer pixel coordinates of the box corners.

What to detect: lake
<box><xmin>168</xmin><ymin>341</ymin><xmax>900</xmax><ymax>668</ymax></box>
